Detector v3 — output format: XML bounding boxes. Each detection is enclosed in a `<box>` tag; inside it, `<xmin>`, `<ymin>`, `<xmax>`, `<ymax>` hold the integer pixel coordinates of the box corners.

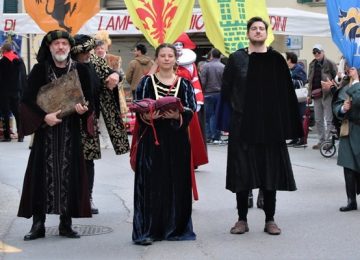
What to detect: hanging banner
<box><xmin>24</xmin><ymin>0</ymin><xmax>100</xmax><ymax>34</ymax></box>
<box><xmin>0</xmin><ymin>8</ymin><xmax>330</xmax><ymax>38</ymax></box>
<box><xmin>123</xmin><ymin>0</ymin><xmax>195</xmax><ymax>47</ymax></box>
<box><xmin>198</xmin><ymin>0</ymin><xmax>274</xmax><ymax>56</ymax></box>
<box><xmin>326</xmin><ymin>1</ymin><xmax>360</xmax><ymax>67</ymax></box>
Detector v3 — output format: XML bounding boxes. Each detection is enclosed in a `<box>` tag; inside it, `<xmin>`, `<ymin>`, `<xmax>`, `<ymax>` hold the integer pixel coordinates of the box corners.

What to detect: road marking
<box><xmin>0</xmin><ymin>241</ymin><xmax>22</xmax><ymax>253</ymax></box>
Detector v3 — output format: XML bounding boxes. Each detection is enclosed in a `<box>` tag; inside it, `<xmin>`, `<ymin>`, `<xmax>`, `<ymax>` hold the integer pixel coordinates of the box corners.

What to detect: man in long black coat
<box><xmin>221</xmin><ymin>17</ymin><xmax>303</xmax><ymax>235</ymax></box>
<box><xmin>17</xmin><ymin>30</ymin><xmax>94</xmax><ymax>240</ymax></box>
<box><xmin>0</xmin><ymin>42</ymin><xmax>26</xmax><ymax>142</ymax></box>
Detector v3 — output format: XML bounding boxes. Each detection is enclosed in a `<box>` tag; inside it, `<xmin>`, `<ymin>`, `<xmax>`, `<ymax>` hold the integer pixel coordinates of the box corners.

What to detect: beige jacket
<box><xmin>125</xmin><ymin>56</ymin><xmax>153</xmax><ymax>91</ymax></box>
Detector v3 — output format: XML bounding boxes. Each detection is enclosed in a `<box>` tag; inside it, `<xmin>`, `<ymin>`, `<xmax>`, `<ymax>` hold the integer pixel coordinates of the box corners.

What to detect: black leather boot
<box><xmin>339</xmin><ymin>169</ymin><xmax>357</xmax><ymax>212</ymax></box>
<box><xmin>257</xmin><ymin>190</ymin><xmax>264</xmax><ymax>209</ymax></box>
<box><xmin>339</xmin><ymin>199</ymin><xmax>357</xmax><ymax>212</ymax></box>
<box><xmin>248</xmin><ymin>190</ymin><xmax>253</xmax><ymax>208</ymax></box>
<box><xmin>24</xmin><ymin>214</ymin><xmax>46</xmax><ymax>241</ymax></box>
<box><xmin>90</xmin><ymin>198</ymin><xmax>99</xmax><ymax>214</ymax></box>
<box><xmin>86</xmin><ymin>160</ymin><xmax>99</xmax><ymax>214</ymax></box>
<box><xmin>59</xmin><ymin>215</ymin><xmax>80</xmax><ymax>238</ymax></box>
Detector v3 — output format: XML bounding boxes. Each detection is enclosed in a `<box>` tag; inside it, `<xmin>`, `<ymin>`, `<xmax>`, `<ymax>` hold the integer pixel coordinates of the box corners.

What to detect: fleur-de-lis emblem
<box><xmin>136</xmin><ymin>0</ymin><xmax>178</xmax><ymax>45</ymax></box>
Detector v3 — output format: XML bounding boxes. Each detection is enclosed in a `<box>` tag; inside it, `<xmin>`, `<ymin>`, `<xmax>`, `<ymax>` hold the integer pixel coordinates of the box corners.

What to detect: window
<box><xmin>297</xmin><ymin>0</ymin><xmax>325</xmax><ymax>6</ymax></box>
<box><xmin>104</xmin><ymin>0</ymin><xmax>126</xmax><ymax>10</ymax></box>
<box><xmin>4</xmin><ymin>0</ymin><xmax>18</xmax><ymax>13</ymax></box>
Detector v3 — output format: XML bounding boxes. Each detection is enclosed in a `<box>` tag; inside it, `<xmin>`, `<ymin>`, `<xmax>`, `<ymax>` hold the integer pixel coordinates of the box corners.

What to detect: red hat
<box><xmin>174</xmin><ymin>33</ymin><xmax>196</xmax><ymax>50</ymax></box>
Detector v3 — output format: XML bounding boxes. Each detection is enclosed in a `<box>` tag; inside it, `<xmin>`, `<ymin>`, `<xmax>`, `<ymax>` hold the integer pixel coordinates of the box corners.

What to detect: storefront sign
<box><xmin>0</xmin><ymin>8</ymin><xmax>330</xmax><ymax>37</ymax></box>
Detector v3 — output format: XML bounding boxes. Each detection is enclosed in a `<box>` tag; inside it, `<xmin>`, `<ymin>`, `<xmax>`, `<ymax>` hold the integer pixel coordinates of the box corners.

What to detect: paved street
<box><xmin>1</xmin><ymin>133</ymin><xmax>360</xmax><ymax>260</ymax></box>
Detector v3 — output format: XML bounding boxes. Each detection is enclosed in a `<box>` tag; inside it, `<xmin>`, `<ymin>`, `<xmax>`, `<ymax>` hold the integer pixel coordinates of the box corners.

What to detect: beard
<box><xmin>249</xmin><ymin>38</ymin><xmax>266</xmax><ymax>46</ymax></box>
<box><xmin>51</xmin><ymin>50</ymin><xmax>70</xmax><ymax>62</ymax></box>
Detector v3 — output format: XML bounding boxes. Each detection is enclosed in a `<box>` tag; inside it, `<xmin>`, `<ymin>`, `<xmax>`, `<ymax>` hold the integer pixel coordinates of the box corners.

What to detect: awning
<box><xmin>268</xmin><ymin>8</ymin><xmax>330</xmax><ymax>37</ymax></box>
<box><xmin>0</xmin><ymin>8</ymin><xmax>330</xmax><ymax>37</ymax></box>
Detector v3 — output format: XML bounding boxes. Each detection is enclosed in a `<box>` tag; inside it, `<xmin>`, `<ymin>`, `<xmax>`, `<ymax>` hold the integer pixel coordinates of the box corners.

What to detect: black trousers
<box><xmin>236</xmin><ymin>190</ymin><xmax>276</xmax><ymax>222</ymax></box>
<box><xmin>343</xmin><ymin>167</ymin><xmax>360</xmax><ymax>201</ymax></box>
<box><xmin>85</xmin><ymin>160</ymin><xmax>95</xmax><ymax>197</ymax></box>
<box><xmin>0</xmin><ymin>96</ymin><xmax>21</xmax><ymax>139</ymax></box>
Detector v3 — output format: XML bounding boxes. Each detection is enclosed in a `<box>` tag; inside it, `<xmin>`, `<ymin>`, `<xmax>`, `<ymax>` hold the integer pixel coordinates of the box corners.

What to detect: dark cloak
<box><xmin>221</xmin><ymin>48</ymin><xmax>303</xmax><ymax>192</ymax></box>
<box><xmin>17</xmin><ymin>59</ymin><xmax>92</xmax><ymax>218</ymax></box>
<box><xmin>132</xmin><ymin>75</ymin><xmax>197</xmax><ymax>243</ymax></box>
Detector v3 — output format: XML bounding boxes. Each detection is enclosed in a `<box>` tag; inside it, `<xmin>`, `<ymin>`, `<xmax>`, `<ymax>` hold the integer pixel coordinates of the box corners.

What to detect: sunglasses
<box><xmin>312</xmin><ymin>50</ymin><xmax>321</xmax><ymax>55</ymax></box>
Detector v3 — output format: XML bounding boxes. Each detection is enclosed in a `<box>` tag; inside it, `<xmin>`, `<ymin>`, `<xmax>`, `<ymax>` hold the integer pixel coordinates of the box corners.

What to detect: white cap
<box><xmin>312</xmin><ymin>44</ymin><xmax>324</xmax><ymax>51</ymax></box>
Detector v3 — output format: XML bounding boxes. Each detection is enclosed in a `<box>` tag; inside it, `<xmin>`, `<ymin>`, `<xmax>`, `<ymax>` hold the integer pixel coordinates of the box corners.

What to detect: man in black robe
<box><xmin>71</xmin><ymin>34</ymin><xmax>129</xmax><ymax>215</ymax></box>
<box><xmin>17</xmin><ymin>30</ymin><xmax>94</xmax><ymax>240</ymax></box>
<box><xmin>221</xmin><ymin>17</ymin><xmax>303</xmax><ymax>235</ymax></box>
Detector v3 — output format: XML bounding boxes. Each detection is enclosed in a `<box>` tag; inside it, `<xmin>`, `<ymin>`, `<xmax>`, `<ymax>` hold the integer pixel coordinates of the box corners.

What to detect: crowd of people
<box><xmin>0</xmin><ymin>15</ymin><xmax>357</xmax><ymax>246</ymax></box>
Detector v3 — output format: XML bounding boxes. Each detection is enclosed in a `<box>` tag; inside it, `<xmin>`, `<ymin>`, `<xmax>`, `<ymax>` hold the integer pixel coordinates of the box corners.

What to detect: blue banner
<box><xmin>0</xmin><ymin>31</ymin><xmax>22</xmax><ymax>56</ymax></box>
<box><xmin>326</xmin><ymin>1</ymin><xmax>360</xmax><ymax>67</ymax></box>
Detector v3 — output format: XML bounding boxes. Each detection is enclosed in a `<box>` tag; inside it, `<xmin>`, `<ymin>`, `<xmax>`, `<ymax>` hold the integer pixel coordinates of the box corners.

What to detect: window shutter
<box><xmin>4</xmin><ymin>0</ymin><xmax>18</xmax><ymax>13</ymax></box>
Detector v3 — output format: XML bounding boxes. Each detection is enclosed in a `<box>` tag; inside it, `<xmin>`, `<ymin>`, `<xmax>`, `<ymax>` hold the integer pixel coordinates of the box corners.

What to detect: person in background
<box><xmin>286</xmin><ymin>52</ymin><xmax>308</xmax><ymax>147</ymax></box>
<box><xmin>17</xmin><ymin>30</ymin><xmax>93</xmax><ymax>240</ymax></box>
<box><xmin>174</xmin><ymin>33</ymin><xmax>208</xmax><ymax>170</ymax></box>
<box><xmin>307</xmin><ymin>44</ymin><xmax>337</xmax><ymax>149</ymax></box>
<box><xmin>132</xmin><ymin>43</ymin><xmax>197</xmax><ymax>245</ymax></box>
<box><xmin>222</xmin><ymin>17</ymin><xmax>303</xmax><ymax>236</ymax></box>
<box><xmin>94</xmin><ymin>31</ymin><xmax>123</xmax><ymax>149</ymax></box>
<box><xmin>72</xmin><ymin>34</ymin><xmax>129</xmax><ymax>215</ymax></box>
<box><xmin>200</xmin><ymin>48</ymin><xmax>225</xmax><ymax>144</ymax></box>
<box><xmin>125</xmin><ymin>43</ymin><xmax>153</xmax><ymax>100</ymax></box>
<box><xmin>332</xmin><ymin>66</ymin><xmax>360</xmax><ymax>212</ymax></box>
<box><xmin>94</xmin><ymin>30</ymin><xmax>128</xmax><ymax>118</ymax></box>
<box><xmin>0</xmin><ymin>42</ymin><xmax>26</xmax><ymax>142</ymax></box>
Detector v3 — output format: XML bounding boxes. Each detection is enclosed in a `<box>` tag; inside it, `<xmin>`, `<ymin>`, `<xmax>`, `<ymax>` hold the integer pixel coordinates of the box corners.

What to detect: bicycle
<box><xmin>320</xmin><ymin>132</ymin><xmax>338</xmax><ymax>158</ymax></box>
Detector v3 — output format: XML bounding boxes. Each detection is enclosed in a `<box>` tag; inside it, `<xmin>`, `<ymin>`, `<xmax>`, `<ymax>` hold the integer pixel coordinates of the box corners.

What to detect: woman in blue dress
<box><xmin>132</xmin><ymin>43</ymin><xmax>197</xmax><ymax>245</ymax></box>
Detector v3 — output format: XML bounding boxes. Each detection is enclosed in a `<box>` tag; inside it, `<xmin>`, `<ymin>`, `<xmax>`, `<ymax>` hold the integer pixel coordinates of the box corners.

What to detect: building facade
<box><xmin>102</xmin><ymin>0</ymin><xmax>340</xmax><ymax>74</ymax></box>
<box><xmin>1</xmin><ymin>0</ymin><xmax>341</xmax><ymax>75</ymax></box>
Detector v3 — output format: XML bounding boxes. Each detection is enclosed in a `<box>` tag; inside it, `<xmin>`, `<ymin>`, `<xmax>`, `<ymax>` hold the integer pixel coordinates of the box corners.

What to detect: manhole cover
<box><xmin>46</xmin><ymin>225</ymin><xmax>113</xmax><ymax>236</ymax></box>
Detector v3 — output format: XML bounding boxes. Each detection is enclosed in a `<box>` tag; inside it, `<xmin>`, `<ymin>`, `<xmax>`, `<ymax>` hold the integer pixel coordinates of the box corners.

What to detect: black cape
<box><xmin>222</xmin><ymin>48</ymin><xmax>303</xmax><ymax>192</ymax></box>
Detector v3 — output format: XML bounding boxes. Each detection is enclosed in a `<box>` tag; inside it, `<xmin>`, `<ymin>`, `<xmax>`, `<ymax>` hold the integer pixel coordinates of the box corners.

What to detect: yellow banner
<box><xmin>24</xmin><ymin>0</ymin><xmax>100</xmax><ymax>34</ymax></box>
<box><xmin>124</xmin><ymin>0</ymin><xmax>195</xmax><ymax>47</ymax></box>
<box><xmin>198</xmin><ymin>0</ymin><xmax>274</xmax><ymax>56</ymax></box>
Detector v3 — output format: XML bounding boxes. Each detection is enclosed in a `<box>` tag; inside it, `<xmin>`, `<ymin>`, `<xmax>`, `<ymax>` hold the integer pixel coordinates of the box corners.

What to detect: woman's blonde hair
<box><xmin>94</xmin><ymin>30</ymin><xmax>112</xmax><ymax>46</ymax></box>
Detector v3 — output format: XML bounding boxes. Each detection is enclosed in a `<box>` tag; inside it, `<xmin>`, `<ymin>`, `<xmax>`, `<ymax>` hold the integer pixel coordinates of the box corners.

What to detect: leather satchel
<box><xmin>340</xmin><ymin>118</ymin><xmax>349</xmax><ymax>137</ymax></box>
<box><xmin>36</xmin><ymin>69</ymin><xmax>86</xmax><ymax>118</ymax></box>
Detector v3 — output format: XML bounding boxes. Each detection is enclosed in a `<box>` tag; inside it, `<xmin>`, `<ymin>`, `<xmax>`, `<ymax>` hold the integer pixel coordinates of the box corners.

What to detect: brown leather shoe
<box><xmin>230</xmin><ymin>220</ymin><xmax>249</xmax><ymax>234</ymax></box>
<box><xmin>264</xmin><ymin>221</ymin><xmax>281</xmax><ymax>235</ymax></box>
